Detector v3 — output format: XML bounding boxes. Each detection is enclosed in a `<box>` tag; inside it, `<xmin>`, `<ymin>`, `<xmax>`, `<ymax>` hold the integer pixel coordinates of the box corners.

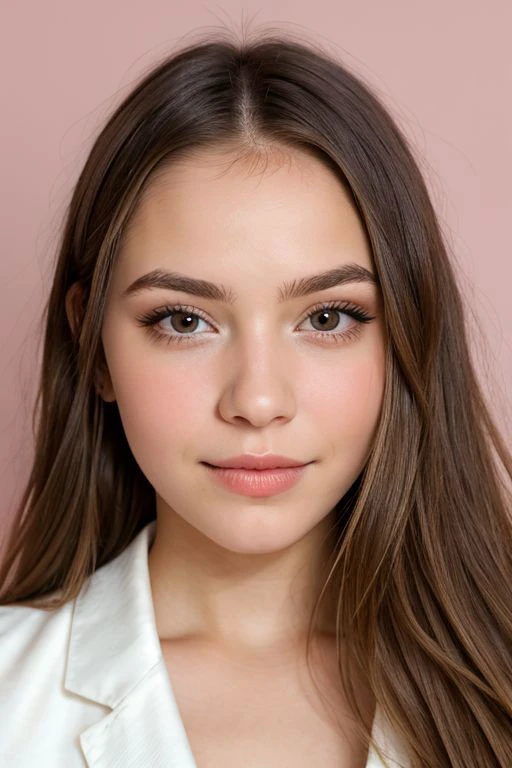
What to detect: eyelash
<box><xmin>135</xmin><ymin>300</ymin><xmax>376</xmax><ymax>347</ymax></box>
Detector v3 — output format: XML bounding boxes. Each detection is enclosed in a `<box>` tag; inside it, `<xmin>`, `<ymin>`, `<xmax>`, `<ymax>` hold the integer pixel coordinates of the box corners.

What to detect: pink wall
<box><xmin>1</xmin><ymin>3</ymin><xmax>510</xmax><ymax>533</ymax></box>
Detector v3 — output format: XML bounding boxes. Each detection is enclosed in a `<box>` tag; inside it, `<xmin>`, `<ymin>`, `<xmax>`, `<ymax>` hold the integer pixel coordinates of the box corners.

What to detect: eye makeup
<box><xmin>135</xmin><ymin>299</ymin><xmax>376</xmax><ymax>347</ymax></box>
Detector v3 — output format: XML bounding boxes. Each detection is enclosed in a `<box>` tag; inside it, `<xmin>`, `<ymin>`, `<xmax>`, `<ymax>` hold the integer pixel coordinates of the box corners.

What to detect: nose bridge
<box><xmin>237</xmin><ymin>310</ymin><xmax>298</xmax><ymax>376</ymax></box>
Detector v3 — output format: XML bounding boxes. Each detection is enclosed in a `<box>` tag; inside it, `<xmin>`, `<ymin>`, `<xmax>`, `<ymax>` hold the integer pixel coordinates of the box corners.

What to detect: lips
<box><xmin>203</xmin><ymin>454</ymin><xmax>310</xmax><ymax>470</ymax></box>
<box><xmin>202</xmin><ymin>462</ymin><xmax>311</xmax><ymax>497</ymax></box>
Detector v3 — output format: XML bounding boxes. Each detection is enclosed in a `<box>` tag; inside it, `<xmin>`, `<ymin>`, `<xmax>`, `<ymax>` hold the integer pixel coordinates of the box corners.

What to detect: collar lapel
<box><xmin>63</xmin><ymin>521</ymin><xmax>197</xmax><ymax>768</ymax></box>
<box><xmin>63</xmin><ymin>520</ymin><xmax>408</xmax><ymax>768</ymax></box>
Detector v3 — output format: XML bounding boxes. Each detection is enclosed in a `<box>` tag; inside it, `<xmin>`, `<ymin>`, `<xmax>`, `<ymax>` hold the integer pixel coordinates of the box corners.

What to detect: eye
<box><xmin>135</xmin><ymin>300</ymin><xmax>375</xmax><ymax>347</ymax></box>
<box><xmin>135</xmin><ymin>304</ymin><xmax>214</xmax><ymax>345</ymax></box>
<box><xmin>155</xmin><ymin>307</ymin><xmax>209</xmax><ymax>336</ymax></box>
<box><xmin>298</xmin><ymin>302</ymin><xmax>365</xmax><ymax>333</ymax></box>
<box><xmin>296</xmin><ymin>300</ymin><xmax>375</xmax><ymax>345</ymax></box>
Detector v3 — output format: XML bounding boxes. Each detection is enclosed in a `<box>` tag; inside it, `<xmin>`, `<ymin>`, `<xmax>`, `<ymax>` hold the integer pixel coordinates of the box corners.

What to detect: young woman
<box><xmin>0</xmin><ymin>28</ymin><xmax>510</xmax><ymax>768</ymax></box>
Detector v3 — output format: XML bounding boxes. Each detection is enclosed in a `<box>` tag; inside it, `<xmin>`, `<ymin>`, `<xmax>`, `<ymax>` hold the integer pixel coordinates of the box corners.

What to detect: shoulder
<box><xmin>0</xmin><ymin>600</ymin><xmax>73</xmax><ymax>687</ymax></box>
<box><xmin>0</xmin><ymin>597</ymin><xmax>72</xmax><ymax>636</ymax></box>
<box><xmin>0</xmin><ymin>600</ymin><xmax>107</xmax><ymax>766</ymax></box>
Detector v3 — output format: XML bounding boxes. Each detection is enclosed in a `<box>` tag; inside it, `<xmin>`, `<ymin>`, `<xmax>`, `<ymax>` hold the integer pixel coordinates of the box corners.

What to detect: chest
<box><xmin>160</xmin><ymin>639</ymin><xmax>373</xmax><ymax>768</ymax></box>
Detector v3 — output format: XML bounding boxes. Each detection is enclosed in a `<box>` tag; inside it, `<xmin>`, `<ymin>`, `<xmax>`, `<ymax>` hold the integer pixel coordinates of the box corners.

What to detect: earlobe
<box><xmin>65</xmin><ymin>281</ymin><xmax>84</xmax><ymax>343</ymax></box>
<box><xmin>96</xmin><ymin>379</ymin><xmax>116</xmax><ymax>403</ymax></box>
<box><xmin>94</xmin><ymin>362</ymin><xmax>116</xmax><ymax>403</ymax></box>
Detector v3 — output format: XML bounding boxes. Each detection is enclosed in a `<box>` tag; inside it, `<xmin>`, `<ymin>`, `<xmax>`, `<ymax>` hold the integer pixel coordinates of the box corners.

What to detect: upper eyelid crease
<box><xmin>122</xmin><ymin>263</ymin><xmax>378</xmax><ymax>303</ymax></box>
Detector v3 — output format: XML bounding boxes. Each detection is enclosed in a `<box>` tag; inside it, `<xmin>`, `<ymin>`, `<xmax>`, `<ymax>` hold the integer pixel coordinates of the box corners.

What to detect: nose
<box><xmin>216</xmin><ymin>337</ymin><xmax>297</xmax><ymax>427</ymax></box>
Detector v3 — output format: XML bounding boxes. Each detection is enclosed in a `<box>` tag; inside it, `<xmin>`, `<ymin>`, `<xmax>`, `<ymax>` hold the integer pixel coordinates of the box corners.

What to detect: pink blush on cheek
<box><xmin>116</xmin><ymin>365</ymin><xmax>211</xmax><ymax>445</ymax></box>
<box><xmin>307</xmin><ymin>357</ymin><xmax>384</xmax><ymax>442</ymax></box>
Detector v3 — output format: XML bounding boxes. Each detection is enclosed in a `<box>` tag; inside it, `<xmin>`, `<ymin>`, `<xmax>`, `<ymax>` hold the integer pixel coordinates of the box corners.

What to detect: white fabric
<box><xmin>0</xmin><ymin>520</ymin><xmax>409</xmax><ymax>767</ymax></box>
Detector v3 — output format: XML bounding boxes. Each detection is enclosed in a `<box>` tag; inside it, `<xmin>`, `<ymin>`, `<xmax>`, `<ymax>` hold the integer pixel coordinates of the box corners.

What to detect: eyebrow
<box><xmin>122</xmin><ymin>262</ymin><xmax>377</xmax><ymax>304</ymax></box>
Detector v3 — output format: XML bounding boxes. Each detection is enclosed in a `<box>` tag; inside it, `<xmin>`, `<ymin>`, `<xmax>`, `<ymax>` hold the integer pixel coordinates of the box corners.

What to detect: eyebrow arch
<box><xmin>122</xmin><ymin>262</ymin><xmax>378</xmax><ymax>304</ymax></box>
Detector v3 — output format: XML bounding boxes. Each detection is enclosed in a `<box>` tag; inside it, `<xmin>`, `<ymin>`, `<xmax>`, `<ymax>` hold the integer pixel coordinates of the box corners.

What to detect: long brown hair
<box><xmin>1</xmin><ymin>25</ymin><xmax>511</xmax><ymax>767</ymax></box>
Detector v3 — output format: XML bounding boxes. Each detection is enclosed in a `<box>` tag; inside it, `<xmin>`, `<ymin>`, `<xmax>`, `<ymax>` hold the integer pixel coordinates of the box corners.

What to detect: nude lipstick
<box><xmin>201</xmin><ymin>454</ymin><xmax>313</xmax><ymax>497</ymax></box>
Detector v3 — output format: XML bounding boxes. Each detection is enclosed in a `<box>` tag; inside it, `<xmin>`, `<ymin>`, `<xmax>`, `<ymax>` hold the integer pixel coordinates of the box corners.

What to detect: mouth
<box><xmin>200</xmin><ymin>462</ymin><xmax>312</xmax><ymax>497</ymax></box>
<box><xmin>202</xmin><ymin>454</ymin><xmax>312</xmax><ymax>471</ymax></box>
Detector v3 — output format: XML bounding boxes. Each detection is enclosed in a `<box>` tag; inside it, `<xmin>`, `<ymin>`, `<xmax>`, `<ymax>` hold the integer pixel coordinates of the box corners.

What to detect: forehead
<box><xmin>119</xmin><ymin>144</ymin><xmax>374</xmax><ymax>274</ymax></box>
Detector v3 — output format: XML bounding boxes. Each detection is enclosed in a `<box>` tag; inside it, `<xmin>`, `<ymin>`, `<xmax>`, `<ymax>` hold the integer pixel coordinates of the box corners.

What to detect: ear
<box><xmin>94</xmin><ymin>348</ymin><xmax>117</xmax><ymax>403</ymax></box>
<box><xmin>65</xmin><ymin>281</ymin><xmax>84</xmax><ymax>342</ymax></box>
<box><xmin>65</xmin><ymin>282</ymin><xmax>117</xmax><ymax>403</ymax></box>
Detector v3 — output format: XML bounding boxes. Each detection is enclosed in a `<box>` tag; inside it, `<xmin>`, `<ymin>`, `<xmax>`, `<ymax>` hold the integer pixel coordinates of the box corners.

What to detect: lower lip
<box><xmin>202</xmin><ymin>463</ymin><xmax>311</xmax><ymax>497</ymax></box>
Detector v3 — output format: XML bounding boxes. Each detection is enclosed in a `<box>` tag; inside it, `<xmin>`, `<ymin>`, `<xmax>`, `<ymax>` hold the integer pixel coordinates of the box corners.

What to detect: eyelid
<box><xmin>135</xmin><ymin>298</ymin><xmax>376</xmax><ymax>348</ymax></box>
<box><xmin>297</xmin><ymin>299</ymin><xmax>374</xmax><ymax>325</ymax></box>
<box><xmin>137</xmin><ymin>297</ymin><xmax>374</xmax><ymax>327</ymax></box>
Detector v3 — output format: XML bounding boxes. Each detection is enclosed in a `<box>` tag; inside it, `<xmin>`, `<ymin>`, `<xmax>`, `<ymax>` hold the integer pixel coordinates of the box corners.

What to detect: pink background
<box><xmin>1</xmin><ymin>3</ymin><xmax>510</xmax><ymax>540</ymax></box>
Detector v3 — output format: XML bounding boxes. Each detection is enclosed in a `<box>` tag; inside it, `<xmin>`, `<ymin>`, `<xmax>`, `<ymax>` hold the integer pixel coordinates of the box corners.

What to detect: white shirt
<box><xmin>0</xmin><ymin>520</ymin><xmax>409</xmax><ymax>767</ymax></box>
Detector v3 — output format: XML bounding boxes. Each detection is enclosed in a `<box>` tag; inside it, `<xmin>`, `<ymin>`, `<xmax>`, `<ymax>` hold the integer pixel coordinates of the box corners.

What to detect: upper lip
<box><xmin>204</xmin><ymin>454</ymin><xmax>311</xmax><ymax>470</ymax></box>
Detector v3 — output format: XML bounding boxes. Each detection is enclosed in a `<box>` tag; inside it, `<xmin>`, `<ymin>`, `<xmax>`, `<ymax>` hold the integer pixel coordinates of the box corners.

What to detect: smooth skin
<box><xmin>66</xmin><ymin>144</ymin><xmax>387</xmax><ymax>766</ymax></box>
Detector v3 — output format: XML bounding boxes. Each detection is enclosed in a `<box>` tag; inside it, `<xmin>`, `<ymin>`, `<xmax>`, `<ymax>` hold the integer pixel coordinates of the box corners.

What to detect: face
<box><xmin>97</xmin><ymin>145</ymin><xmax>386</xmax><ymax>555</ymax></box>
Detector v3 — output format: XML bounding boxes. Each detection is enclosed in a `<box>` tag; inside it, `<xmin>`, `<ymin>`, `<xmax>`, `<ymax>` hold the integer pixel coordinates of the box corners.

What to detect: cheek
<box><xmin>112</xmin><ymin>358</ymin><xmax>209</xmax><ymax>453</ymax></box>
<box><xmin>101</xmin><ymin>311</ymin><xmax>210</xmax><ymax>458</ymax></box>
<box><xmin>306</xmin><ymin>345</ymin><xmax>385</xmax><ymax>453</ymax></box>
